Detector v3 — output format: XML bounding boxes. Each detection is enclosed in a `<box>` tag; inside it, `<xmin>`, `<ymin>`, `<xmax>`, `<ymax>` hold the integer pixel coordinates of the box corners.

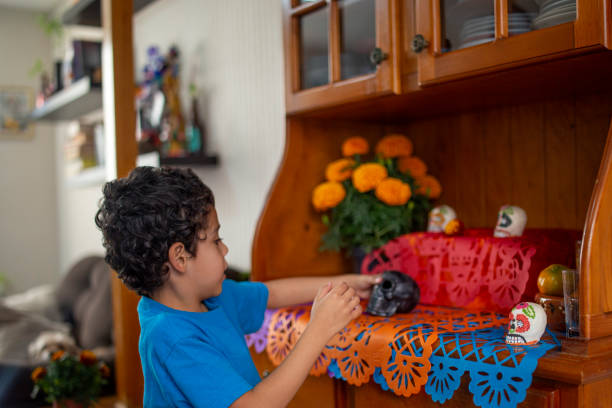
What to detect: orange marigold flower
<box><xmin>352</xmin><ymin>163</ymin><xmax>388</xmax><ymax>192</ymax></box>
<box><xmin>51</xmin><ymin>350</ymin><xmax>65</xmax><ymax>361</ymax></box>
<box><xmin>398</xmin><ymin>156</ymin><xmax>427</xmax><ymax>178</ymax></box>
<box><xmin>342</xmin><ymin>137</ymin><xmax>369</xmax><ymax>157</ymax></box>
<box><xmin>100</xmin><ymin>363</ymin><xmax>111</xmax><ymax>378</ymax></box>
<box><xmin>325</xmin><ymin>158</ymin><xmax>355</xmax><ymax>182</ymax></box>
<box><xmin>415</xmin><ymin>175</ymin><xmax>442</xmax><ymax>199</ymax></box>
<box><xmin>375</xmin><ymin>178</ymin><xmax>412</xmax><ymax>206</ymax></box>
<box><xmin>79</xmin><ymin>350</ymin><xmax>97</xmax><ymax>366</ymax></box>
<box><xmin>375</xmin><ymin>134</ymin><xmax>413</xmax><ymax>158</ymax></box>
<box><xmin>31</xmin><ymin>366</ymin><xmax>46</xmax><ymax>382</ymax></box>
<box><xmin>312</xmin><ymin>181</ymin><xmax>346</xmax><ymax>212</ymax></box>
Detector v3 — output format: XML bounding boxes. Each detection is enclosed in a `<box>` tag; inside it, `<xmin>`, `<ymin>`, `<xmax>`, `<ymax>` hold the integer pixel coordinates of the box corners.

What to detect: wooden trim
<box><xmin>419</xmin><ymin>23</ymin><xmax>575</xmax><ymax>85</ymax></box>
<box><xmin>431</xmin><ymin>0</ymin><xmax>441</xmax><ymax>56</ymax></box>
<box><xmin>290</xmin><ymin>0</ymin><xmax>327</xmax><ymax>17</ymax></box>
<box><xmin>580</xmin><ymin>122</ymin><xmax>612</xmax><ymax>338</ymax></box>
<box><xmin>414</xmin><ymin>0</ymin><xmax>434</xmax><ymax>85</ymax></box>
<box><xmin>102</xmin><ymin>0</ymin><xmax>140</xmax><ymax>406</ymax></box>
<box><xmin>286</xmin><ymin>76</ymin><xmax>396</xmax><ymax>114</ymax></box>
<box><xmin>496</xmin><ymin>0</ymin><xmax>508</xmax><ymax>39</ymax></box>
<box><xmin>390</xmin><ymin>0</ymin><xmax>403</xmax><ymax>93</ymax></box>
<box><xmin>330</xmin><ymin>0</ymin><xmax>340</xmax><ymax>83</ymax></box>
<box><xmin>252</xmin><ymin>119</ymin><xmax>304</xmax><ymax>282</ymax></box>
<box><xmin>374</xmin><ymin>0</ymin><xmax>394</xmax><ymax>94</ymax></box>
<box><xmin>574</xmin><ymin>0</ymin><xmax>606</xmax><ymax>48</ymax></box>
<box><xmin>291</xmin><ymin>14</ymin><xmax>301</xmax><ymax>93</ymax></box>
<box><xmin>606</xmin><ymin>0</ymin><xmax>612</xmax><ymax>49</ymax></box>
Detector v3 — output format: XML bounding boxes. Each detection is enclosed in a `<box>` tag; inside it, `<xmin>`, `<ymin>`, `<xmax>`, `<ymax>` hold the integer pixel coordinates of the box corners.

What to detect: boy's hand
<box><xmin>309</xmin><ymin>282</ymin><xmax>362</xmax><ymax>341</ymax></box>
<box><xmin>340</xmin><ymin>274</ymin><xmax>383</xmax><ymax>299</ymax></box>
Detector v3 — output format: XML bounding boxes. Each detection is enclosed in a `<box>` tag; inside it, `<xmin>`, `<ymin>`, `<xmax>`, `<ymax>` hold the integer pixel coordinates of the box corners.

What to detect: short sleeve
<box><xmin>162</xmin><ymin>338</ymin><xmax>253</xmax><ymax>408</ymax></box>
<box><xmin>220</xmin><ymin>280</ymin><xmax>268</xmax><ymax>334</ymax></box>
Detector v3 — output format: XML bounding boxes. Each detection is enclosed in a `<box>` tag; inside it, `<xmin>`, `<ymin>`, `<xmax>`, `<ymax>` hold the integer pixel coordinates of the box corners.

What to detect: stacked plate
<box><xmin>458</xmin><ymin>13</ymin><xmax>533</xmax><ymax>49</ymax></box>
<box><xmin>532</xmin><ymin>0</ymin><xmax>576</xmax><ymax>29</ymax></box>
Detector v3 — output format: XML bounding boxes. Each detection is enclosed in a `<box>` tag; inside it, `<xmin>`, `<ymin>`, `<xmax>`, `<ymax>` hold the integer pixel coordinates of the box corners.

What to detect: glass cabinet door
<box><xmin>439</xmin><ymin>0</ymin><xmax>576</xmax><ymax>53</ymax></box>
<box><xmin>299</xmin><ymin>6</ymin><xmax>330</xmax><ymax>89</ymax></box>
<box><xmin>285</xmin><ymin>0</ymin><xmax>395</xmax><ymax>113</ymax></box>
<box><xmin>415</xmin><ymin>0</ymin><xmax>588</xmax><ymax>85</ymax></box>
<box><xmin>338</xmin><ymin>0</ymin><xmax>377</xmax><ymax>80</ymax></box>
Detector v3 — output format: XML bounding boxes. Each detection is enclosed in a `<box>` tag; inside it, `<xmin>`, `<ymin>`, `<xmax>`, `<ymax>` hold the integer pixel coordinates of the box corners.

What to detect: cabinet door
<box><xmin>284</xmin><ymin>0</ymin><xmax>398</xmax><ymax>113</ymax></box>
<box><xmin>414</xmin><ymin>0</ymin><xmax>609</xmax><ymax>85</ymax></box>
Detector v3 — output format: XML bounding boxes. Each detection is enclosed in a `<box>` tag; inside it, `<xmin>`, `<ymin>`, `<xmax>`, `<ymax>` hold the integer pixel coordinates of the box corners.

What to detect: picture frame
<box><xmin>0</xmin><ymin>86</ymin><xmax>34</xmax><ymax>138</ymax></box>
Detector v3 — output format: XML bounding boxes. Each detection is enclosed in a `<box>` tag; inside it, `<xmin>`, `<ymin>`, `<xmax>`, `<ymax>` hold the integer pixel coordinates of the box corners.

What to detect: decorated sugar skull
<box><xmin>428</xmin><ymin>205</ymin><xmax>457</xmax><ymax>233</ymax></box>
<box><xmin>494</xmin><ymin>205</ymin><xmax>527</xmax><ymax>238</ymax></box>
<box><xmin>366</xmin><ymin>271</ymin><xmax>420</xmax><ymax>317</ymax></box>
<box><xmin>506</xmin><ymin>302</ymin><xmax>547</xmax><ymax>346</ymax></box>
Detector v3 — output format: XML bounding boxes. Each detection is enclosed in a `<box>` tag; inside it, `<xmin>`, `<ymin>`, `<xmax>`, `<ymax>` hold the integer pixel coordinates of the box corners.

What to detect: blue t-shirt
<box><xmin>137</xmin><ymin>279</ymin><xmax>269</xmax><ymax>408</ymax></box>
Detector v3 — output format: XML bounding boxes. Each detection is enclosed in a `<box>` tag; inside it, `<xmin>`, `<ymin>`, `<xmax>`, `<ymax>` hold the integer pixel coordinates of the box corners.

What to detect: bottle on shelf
<box><xmin>185</xmin><ymin>83</ymin><xmax>207</xmax><ymax>157</ymax></box>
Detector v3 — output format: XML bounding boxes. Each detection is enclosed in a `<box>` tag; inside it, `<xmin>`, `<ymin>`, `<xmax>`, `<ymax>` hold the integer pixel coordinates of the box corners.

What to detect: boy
<box><xmin>95</xmin><ymin>166</ymin><xmax>381</xmax><ymax>407</ymax></box>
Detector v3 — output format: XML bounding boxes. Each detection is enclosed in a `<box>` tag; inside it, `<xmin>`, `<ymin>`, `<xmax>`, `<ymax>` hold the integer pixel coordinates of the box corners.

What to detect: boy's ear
<box><xmin>167</xmin><ymin>242</ymin><xmax>189</xmax><ymax>273</ymax></box>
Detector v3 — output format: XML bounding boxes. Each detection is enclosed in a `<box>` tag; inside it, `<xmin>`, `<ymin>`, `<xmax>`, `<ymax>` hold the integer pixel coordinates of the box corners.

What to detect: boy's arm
<box><xmin>231</xmin><ymin>282</ymin><xmax>361</xmax><ymax>408</ymax></box>
<box><xmin>264</xmin><ymin>274</ymin><xmax>381</xmax><ymax>308</ymax></box>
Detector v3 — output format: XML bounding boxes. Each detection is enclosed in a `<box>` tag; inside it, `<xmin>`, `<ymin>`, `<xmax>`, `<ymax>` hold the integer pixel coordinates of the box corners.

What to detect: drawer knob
<box><xmin>411</xmin><ymin>34</ymin><xmax>430</xmax><ymax>53</ymax></box>
<box><xmin>369</xmin><ymin>47</ymin><xmax>388</xmax><ymax>65</ymax></box>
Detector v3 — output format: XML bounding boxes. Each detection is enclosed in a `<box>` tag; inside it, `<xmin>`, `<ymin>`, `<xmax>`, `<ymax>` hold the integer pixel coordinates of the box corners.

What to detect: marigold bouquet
<box><xmin>312</xmin><ymin>134</ymin><xmax>441</xmax><ymax>254</ymax></box>
<box><xmin>31</xmin><ymin>350</ymin><xmax>110</xmax><ymax>407</ymax></box>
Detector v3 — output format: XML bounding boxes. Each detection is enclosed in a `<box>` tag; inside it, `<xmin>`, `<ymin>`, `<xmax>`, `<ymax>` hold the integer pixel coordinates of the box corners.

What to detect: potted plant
<box><xmin>311</xmin><ymin>134</ymin><xmax>441</xmax><ymax>270</ymax></box>
<box><xmin>31</xmin><ymin>350</ymin><xmax>110</xmax><ymax>408</ymax></box>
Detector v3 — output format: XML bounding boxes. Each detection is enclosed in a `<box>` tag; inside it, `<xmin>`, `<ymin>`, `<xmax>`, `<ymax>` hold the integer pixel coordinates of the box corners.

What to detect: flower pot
<box><xmin>53</xmin><ymin>400</ymin><xmax>85</xmax><ymax>408</ymax></box>
<box><xmin>351</xmin><ymin>246</ymin><xmax>367</xmax><ymax>274</ymax></box>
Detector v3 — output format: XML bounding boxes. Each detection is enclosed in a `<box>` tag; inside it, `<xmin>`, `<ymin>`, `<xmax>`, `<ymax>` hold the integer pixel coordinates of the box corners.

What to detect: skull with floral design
<box><xmin>494</xmin><ymin>205</ymin><xmax>527</xmax><ymax>238</ymax></box>
<box><xmin>506</xmin><ymin>302</ymin><xmax>547</xmax><ymax>346</ymax></box>
<box><xmin>428</xmin><ymin>205</ymin><xmax>457</xmax><ymax>233</ymax></box>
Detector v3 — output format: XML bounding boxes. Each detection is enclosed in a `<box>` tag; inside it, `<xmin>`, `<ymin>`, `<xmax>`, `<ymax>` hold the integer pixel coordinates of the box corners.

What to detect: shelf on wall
<box><xmin>159</xmin><ymin>154</ymin><xmax>220</xmax><ymax>167</ymax></box>
<box><xmin>29</xmin><ymin>76</ymin><xmax>102</xmax><ymax>122</ymax></box>
<box><xmin>62</xmin><ymin>0</ymin><xmax>158</xmax><ymax>26</ymax></box>
<box><xmin>66</xmin><ymin>152</ymin><xmax>161</xmax><ymax>189</ymax></box>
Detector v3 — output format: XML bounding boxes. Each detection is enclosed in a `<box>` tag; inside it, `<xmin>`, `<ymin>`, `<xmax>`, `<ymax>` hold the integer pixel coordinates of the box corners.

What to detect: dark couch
<box><xmin>0</xmin><ymin>255</ymin><xmax>114</xmax><ymax>407</ymax></box>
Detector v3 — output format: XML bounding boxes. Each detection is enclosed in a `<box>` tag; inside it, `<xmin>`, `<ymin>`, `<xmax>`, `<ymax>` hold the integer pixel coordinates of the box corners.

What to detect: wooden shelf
<box><xmin>30</xmin><ymin>76</ymin><xmax>101</xmax><ymax>122</ymax></box>
<box><xmin>159</xmin><ymin>154</ymin><xmax>219</xmax><ymax>167</ymax></box>
<box><xmin>62</xmin><ymin>0</ymin><xmax>158</xmax><ymax>26</ymax></box>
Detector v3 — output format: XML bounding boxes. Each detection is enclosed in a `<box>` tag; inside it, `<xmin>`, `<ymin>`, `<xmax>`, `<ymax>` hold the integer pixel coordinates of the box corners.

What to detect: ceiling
<box><xmin>0</xmin><ymin>0</ymin><xmax>61</xmax><ymax>12</ymax></box>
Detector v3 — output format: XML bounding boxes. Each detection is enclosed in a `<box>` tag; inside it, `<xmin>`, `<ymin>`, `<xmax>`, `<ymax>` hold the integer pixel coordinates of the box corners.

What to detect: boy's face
<box><xmin>185</xmin><ymin>207</ymin><xmax>229</xmax><ymax>299</ymax></box>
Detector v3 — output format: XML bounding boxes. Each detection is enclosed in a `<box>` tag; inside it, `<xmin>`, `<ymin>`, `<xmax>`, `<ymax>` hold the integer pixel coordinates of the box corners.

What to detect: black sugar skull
<box><xmin>366</xmin><ymin>270</ymin><xmax>420</xmax><ymax>317</ymax></box>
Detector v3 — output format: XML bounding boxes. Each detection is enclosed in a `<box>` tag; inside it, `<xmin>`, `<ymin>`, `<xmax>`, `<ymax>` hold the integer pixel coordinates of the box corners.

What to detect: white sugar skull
<box><xmin>506</xmin><ymin>302</ymin><xmax>547</xmax><ymax>346</ymax></box>
<box><xmin>494</xmin><ymin>205</ymin><xmax>527</xmax><ymax>237</ymax></box>
<box><xmin>428</xmin><ymin>205</ymin><xmax>457</xmax><ymax>233</ymax></box>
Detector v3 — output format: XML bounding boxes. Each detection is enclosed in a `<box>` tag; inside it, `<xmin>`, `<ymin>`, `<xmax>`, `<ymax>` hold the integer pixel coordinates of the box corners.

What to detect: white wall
<box><xmin>0</xmin><ymin>0</ymin><xmax>285</xmax><ymax>293</ymax></box>
<box><xmin>0</xmin><ymin>7</ymin><xmax>59</xmax><ymax>294</ymax></box>
<box><xmin>133</xmin><ymin>0</ymin><xmax>285</xmax><ymax>272</ymax></box>
<box><xmin>54</xmin><ymin>120</ymin><xmax>106</xmax><ymax>277</ymax></box>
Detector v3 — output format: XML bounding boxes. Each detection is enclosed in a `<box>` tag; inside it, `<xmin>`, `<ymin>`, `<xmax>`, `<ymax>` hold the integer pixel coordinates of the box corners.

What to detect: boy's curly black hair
<box><xmin>95</xmin><ymin>166</ymin><xmax>215</xmax><ymax>297</ymax></box>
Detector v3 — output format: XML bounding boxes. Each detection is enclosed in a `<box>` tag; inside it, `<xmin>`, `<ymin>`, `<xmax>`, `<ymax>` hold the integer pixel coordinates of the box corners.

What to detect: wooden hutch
<box><xmin>250</xmin><ymin>0</ymin><xmax>612</xmax><ymax>407</ymax></box>
<box><xmin>104</xmin><ymin>0</ymin><xmax>612</xmax><ymax>407</ymax></box>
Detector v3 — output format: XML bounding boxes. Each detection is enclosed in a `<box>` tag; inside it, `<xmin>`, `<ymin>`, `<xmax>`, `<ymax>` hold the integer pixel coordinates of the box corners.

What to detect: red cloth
<box><xmin>361</xmin><ymin>229</ymin><xmax>580</xmax><ymax>312</ymax></box>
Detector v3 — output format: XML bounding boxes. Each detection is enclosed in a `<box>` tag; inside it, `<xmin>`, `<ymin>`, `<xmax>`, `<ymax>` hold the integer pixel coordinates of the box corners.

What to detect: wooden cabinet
<box><xmin>282</xmin><ymin>0</ymin><xmax>612</xmax><ymax>112</ymax></box>
<box><xmin>253</xmin><ymin>1</ymin><xmax>612</xmax><ymax>407</ymax></box>
<box><xmin>414</xmin><ymin>0</ymin><xmax>611</xmax><ymax>85</ymax></box>
<box><xmin>283</xmin><ymin>0</ymin><xmax>403</xmax><ymax>113</ymax></box>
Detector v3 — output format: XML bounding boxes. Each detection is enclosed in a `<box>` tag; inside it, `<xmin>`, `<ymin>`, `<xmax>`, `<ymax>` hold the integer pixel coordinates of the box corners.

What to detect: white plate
<box><xmin>462</xmin><ymin>18</ymin><xmax>531</xmax><ymax>33</ymax></box>
<box><xmin>460</xmin><ymin>26</ymin><xmax>531</xmax><ymax>40</ymax></box>
<box><xmin>457</xmin><ymin>37</ymin><xmax>494</xmax><ymax>49</ymax></box>
<box><xmin>461</xmin><ymin>28</ymin><xmax>531</xmax><ymax>43</ymax></box>
<box><xmin>462</xmin><ymin>20</ymin><xmax>531</xmax><ymax>30</ymax></box>
<box><xmin>534</xmin><ymin>4</ymin><xmax>576</xmax><ymax>21</ymax></box>
<box><xmin>532</xmin><ymin>10</ymin><xmax>576</xmax><ymax>28</ymax></box>
<box><xmin>540</xmin><ymin>0</ymin><xmax>575</xmax><ymax>14</ymax></box>
<box><xmin>460</xmin><ymin>22</ymin><xmax>531</xmax><ymax>37</ymax></box>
